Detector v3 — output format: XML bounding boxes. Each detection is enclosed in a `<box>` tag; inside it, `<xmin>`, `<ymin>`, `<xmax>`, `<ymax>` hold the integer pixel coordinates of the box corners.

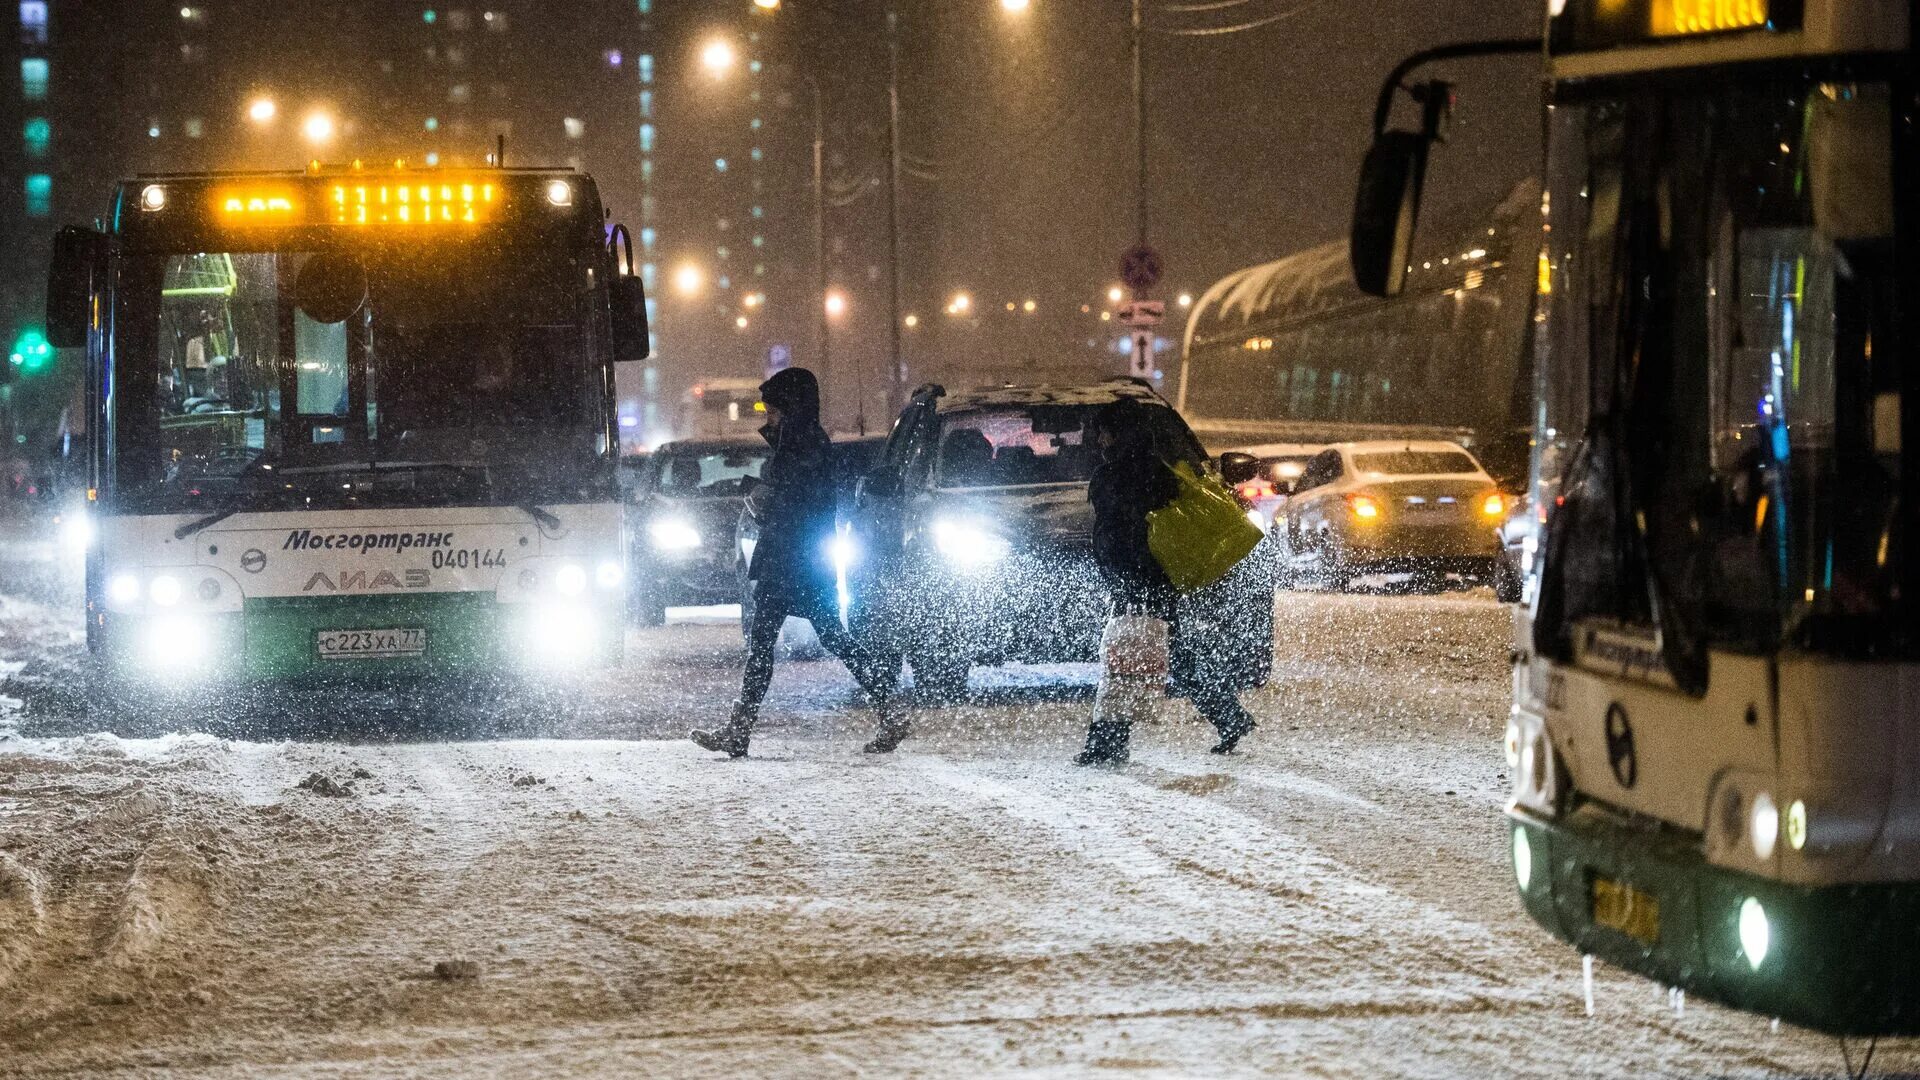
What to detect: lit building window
<box><xmin>640</xmin><ymin>159</ymin><xmax>653</xmax><ymax>181</ymax></box>
<box><xmin>425</xmin><ymin>151</ymin><xmax>441</xmax><ymax>165</ymax></box>
<box><xmin>422</xmin><ymin>7</ymin><xmax>436</xmax><ymax>22</ymax></box>
<box><xmin>639</xmin><ymin>226</ymin><xmax>656</xmax><ymax>250</ymax></box>
<box><xmin>638</xmin><ymin>123</ymin><xmax>655</xmax><ymax>152</ymax></box>
<box><xmin>749</xmin><ymin>60</ymin><xmax>762</xmax><ymax>74</ymax></box>
<box><xmin>424</xmin><ymin>116</ymin><xmax>439</xmax><ymax>131</ymax></box>
<box><xmin>20</xmin><ymin>57</ymin><xmax>48</xmax><ymax>100</ymax></box>
<box><xmin>184</xmin><ymin>117</ymin><xmax>204</xmax><ymax>138</ymax></box>
<box><xmin>638</xmin><ymin>0</ymin><xmax>651</xmax><ymax>12</ymax></box>
<box><xmin>23</xmin><ymin>117</ymin><xmax>49</xmax><ymax>159</ymax></box>
<box><xmin>19</xmin><ymin>1</ymin><xmax>47</xmax><ymax>44</ymax></box>
<box><xmin>563</xmin><ymin>116</ymin><xmax>585</xmax><ymax>139</ymax></box>
<box><xmin>750</xmin><ymin>147</ymin><xmax>762</xmax><ymax>162</ymax></box>
<box><xmin>640</xmin><ymin>263</ymin><xmax>657</xmax><ymax>289</ymax></box>
<box><xmin>751</xmin><ymin>206</ymin><xmax>764</xmax><ymax>218</ymax></box>
<box><xmin>448</xmin><ymin>83</ymin><xmax>471</xmax><ymax>103</ymax></box>
<box><xmin>714</xmin><ymin>158</ymin><xmax>727</xmax><ymax>172</ymax></box>
<box><xmin>639</xmin><ymin>90</ymin><xmax>652</xmax><ymax>118</ymax></box>
<box><xmin>178</xmin><ymin>5</ymin><xmax>205</xmax><ymax>21</ymax></box>
<box><xmin>750</xmin><ymin>117</ymin><xmax>762</xmax><ymax>131</ymax></box>
<box><xmin>24</xmin><ymin>173</ymin><xmax>51</xmax><ymax>217</ymax></box>
<box><xmin>752</xmin><ymin>235</ymin><xmax>764</xmax><ymax>248</ymax></box>
<box><xmin>445</xmin><ymin>9</ymin><xmax>470</xmax><ymax>30</ymax></box>
<box><xmin>148</xmin><ymin>120</ymin><xmax>162</xmax><ymax>138</ymax></box>
<box><xmin>605</xmin><ymin>49</ymin><xmax>623</xmax><ymax>68</ymax></box>
<box><xmin>482</xmin><ymin>9</ymin><xmax>506</xmax><ymax>30</ymax></box>
<box><xmin>638</xmin><ymin>54</ymin><xmax>653</xmax><ymax>84</ymax></box>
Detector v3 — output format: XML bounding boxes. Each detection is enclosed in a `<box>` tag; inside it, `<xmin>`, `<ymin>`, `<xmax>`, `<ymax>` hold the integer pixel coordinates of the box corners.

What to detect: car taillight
<box><xmin>1482</xmin><ymin>493</ymin><xmax>1506</xmax><ymax>517</ymax></box>
<box><xmin>1347</xmin><ymin>494</ymin><xmax>1382</xmax><ymax>520</ymax></box>
<box><xmin>1236</xmin><ymin>478</ymin><xmax>1276</xmax><ymax>502</ymax></box>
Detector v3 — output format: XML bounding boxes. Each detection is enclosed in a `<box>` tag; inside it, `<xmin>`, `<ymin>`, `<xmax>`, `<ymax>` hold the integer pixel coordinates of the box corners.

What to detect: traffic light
<box><xmin>9</xmin><ymin>329</ymin><xmax>52</xmax><ymax>373</ymax></box>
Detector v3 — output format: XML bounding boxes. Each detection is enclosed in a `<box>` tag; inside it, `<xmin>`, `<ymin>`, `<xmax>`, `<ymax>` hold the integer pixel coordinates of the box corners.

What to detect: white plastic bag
<box><xmin>1096</xmin><ymin>612</ymin><xmax>1169</xmax><ymax>727</ymax></box>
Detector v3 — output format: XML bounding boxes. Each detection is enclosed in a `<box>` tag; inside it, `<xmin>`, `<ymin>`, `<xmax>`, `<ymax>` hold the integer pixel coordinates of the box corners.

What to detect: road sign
<box><xmin>765</xmin><ymin>343</ymin><xmax>792</xmax><ymax>380</ymax></box>
<box><xmin>1120</xmin><ymin>245</ymin><xmax>1163</xmax><ymax>292</ymax></box>
<box><xmin>1128</xmin><ymin>330</ymin><xmax>1155</xmax><ymax>379</ymax></box>
<box><xmin>1119</xmin><ymin>300</ymin><xmax>1164</xmax><ymax>328</ymax></box>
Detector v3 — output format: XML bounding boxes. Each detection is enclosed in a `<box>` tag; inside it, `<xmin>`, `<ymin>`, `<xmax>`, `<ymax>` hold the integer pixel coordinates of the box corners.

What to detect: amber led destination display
<box><xmin>329</xmin><ymin>180</ymin><xmax>498</xmax><ymax>225</ymax></box>
<box><xmin>1553</xmin><ymin>0</ymin><xmax>1796</xmax><ymax>50</ymax></box>
<box><xmin>1650</xmin><ymin>0</ymin><xmax>1770</xmax><ymax>36</ymax></box>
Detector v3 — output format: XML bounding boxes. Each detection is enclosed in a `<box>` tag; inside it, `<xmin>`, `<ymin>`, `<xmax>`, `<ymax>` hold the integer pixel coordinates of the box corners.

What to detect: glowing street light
<box><xmin>1107</xmin><ymin>285</ymin><xmax>1125</xmax><ymax>304</ymax></box>
<box><xmin>752</xmin><ymin>0</ymin><xmax>781</xmax><ymax>8</ymax></box>
<box><xmin>673</xmin><ymin>263</ymin><xmax>705</xmax><ymax>297</ymax></box>
<box><xmin>701</xmin><ymin>38</ymin><xmax>738</xmax><ymax>79</ymax></box>
<box><xmin>824</xmin><ymin>290</ymin><xmax>849</xmax><ymax>318</ymax></box>
<box><xmin>903</xmin><ymin>313</ymin><xmax>919</xmax><ymax>328</ymax></box>
<box><xmin>1177</xmin><ymin>292</ymin><xmax>1193</xmax><ymax>308</ymax></box>
<box><xmin>735</xmin><ymin>316</ymin><xmax>750</xmax><ymax>330</ymax></box>
<box><xmin>946</xmin><ymin>291</ymin><xmax>972</xmax><ymax>316</ymax></box>
<box><xmin>247</xmin><ymin>97</ymin><xmax>277</xmax><ymax>124</ymax></box>
<box><xmin>1022</xmin><ymin>299</ymin><xmax>1038</xmax><ymax>313</ymax></box>
<box><xmin>301</xmin><ymin>111</ymin><xmax>335</xmax><ymax>144</ymax></box>
<box><xmin>1002</xmin><ymin>0</ymin><xmax>1031</xmax><ymax>10</ymax></box>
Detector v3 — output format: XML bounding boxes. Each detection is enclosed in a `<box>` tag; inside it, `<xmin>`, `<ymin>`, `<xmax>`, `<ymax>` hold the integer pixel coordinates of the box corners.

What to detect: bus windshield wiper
<box><xmin>174</xmin><ymin>504</ymin><xmax>244</xmax><ymax>540</ymax></box>
<box><xmin>516</xmin><ymin>502</ymin><xmax>562</xmax><ymax>531</ymax></box>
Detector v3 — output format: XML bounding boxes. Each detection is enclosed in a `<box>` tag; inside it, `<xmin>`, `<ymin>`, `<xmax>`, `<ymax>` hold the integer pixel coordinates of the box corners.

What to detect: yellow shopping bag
<box><xmin>1146</xmin><ymin>461</ymin><xmax>1263</xmax><ymax>592</ymax></box>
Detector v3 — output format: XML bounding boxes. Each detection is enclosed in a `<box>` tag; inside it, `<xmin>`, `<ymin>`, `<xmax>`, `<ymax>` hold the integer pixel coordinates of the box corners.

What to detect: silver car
<box><xmin>1281</xmin><ymin>440</ymin><xmax>1508</xmax><ymax>591</ymax></box>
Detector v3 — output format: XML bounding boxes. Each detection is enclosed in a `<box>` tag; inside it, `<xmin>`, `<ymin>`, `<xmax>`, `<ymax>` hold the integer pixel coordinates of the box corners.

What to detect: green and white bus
<box><xmin>1355</xmin><ymin>0</ymin><xmax>1918</xmax><ymax>1037</ymax></box>
<box><xmin>46</xmin><ymin>166</ymin><xmax>649</xmax><ymax>717</ymax></box>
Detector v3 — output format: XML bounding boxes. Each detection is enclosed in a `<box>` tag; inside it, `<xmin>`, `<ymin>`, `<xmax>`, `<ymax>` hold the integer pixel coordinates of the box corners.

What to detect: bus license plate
<box><xmin>316</xmin><ymin>628</ymin><xmax>427</xmax><ymax>660</ymax></box>
<box><xmin>1591</xmin><ymin>875</ymin><xmax>1660</xmax><ymax>944</ymax></box>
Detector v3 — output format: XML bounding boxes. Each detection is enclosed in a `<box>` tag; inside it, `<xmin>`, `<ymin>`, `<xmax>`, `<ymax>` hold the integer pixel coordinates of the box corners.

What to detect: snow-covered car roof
<box><xmin>1330</xmin><ymin>439</ymin><xmax>1481</xmax><ymax>457</ymax></box>
<box><xmin>652</xmin><ymin>437</ymin><xmax>767</xmax><ymax>456</ymax></box>
<box><xmin>1230</xmin><ymin>442</ymin><xmax>1322</xmax><ymax>458</ymax></box>
<box><xmin>930</xmin><ymin>379</ymin><xmax>1165</xmax><ymax>414</ymax></box>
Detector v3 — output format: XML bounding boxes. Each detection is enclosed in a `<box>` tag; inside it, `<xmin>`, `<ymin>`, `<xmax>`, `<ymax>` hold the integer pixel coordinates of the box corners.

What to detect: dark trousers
<box><xmin>740</xmin><ymin>582</ymin><xmax>896</xmax><ymax>715</ymax></box>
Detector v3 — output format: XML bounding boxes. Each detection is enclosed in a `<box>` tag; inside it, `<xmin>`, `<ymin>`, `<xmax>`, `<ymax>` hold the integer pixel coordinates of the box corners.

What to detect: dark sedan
<box><xmin>627</xmin><ymin>438</ymin><xmax>769</xmax><ymax>625</ymax></box>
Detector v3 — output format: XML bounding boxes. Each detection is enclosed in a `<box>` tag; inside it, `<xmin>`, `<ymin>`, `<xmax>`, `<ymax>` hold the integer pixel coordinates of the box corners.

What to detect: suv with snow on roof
<box><xmin>844</xmin><ymin>379</ymin><xmax>1275</xmax><ymax>699</ymax></box>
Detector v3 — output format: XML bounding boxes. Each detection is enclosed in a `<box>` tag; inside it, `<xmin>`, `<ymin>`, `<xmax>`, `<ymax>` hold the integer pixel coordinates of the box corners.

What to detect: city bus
<box><xmin>1353</xmin><ymin>1</ymin><xmax>1918</xmax><ymax>1037</ymax></box>
<box><xmin>45</xmin><ymin>165</ymin><xmax>649</xmax><ymax>721</ymax></box>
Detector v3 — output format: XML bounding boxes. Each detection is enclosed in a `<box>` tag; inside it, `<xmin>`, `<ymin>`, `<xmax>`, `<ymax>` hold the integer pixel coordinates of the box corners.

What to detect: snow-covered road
<box><xmin>0</xmin><ymin>579</ymin><xmax>1908</xmax><ymax>1077</ymax></box>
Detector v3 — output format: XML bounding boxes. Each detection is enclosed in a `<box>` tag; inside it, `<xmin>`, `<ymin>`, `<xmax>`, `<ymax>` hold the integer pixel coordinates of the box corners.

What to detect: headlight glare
<box><xmin>1738</xmin><ymin>896</ymin><xmax>1770</xmax><ymax>970</ymax></box>
<box><xmin>141</xmin><ymin>615</ymin><xmax>209</xmax><ymax>672</ymax></box>
<box><xmin>649</xmin><ymin>519</ymin><xmax>702</xmax><ymax>551</ymax></box>
<box><xmin>1512</xmin><ymin>827</ymin><xmax>1532</xmax><ymax>891</ymax></box>
<box><xmin>595</xmin><ymin>560</ymin><xmax>625</xmax><ymax>589</ymax></box>
<box><xmin>555</xmin><ymin>563</ymin><xmax>588</xmax><ymax>596</ymax></box>
<box><xmin>932</xmin><ymin>518</ymin><xmax>1009</xmax><ymax>568</ymax></box>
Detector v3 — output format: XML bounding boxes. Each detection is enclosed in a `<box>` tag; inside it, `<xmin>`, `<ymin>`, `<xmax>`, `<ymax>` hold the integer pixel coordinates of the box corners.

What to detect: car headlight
<box><xmin>829</xmin><ymin>533</ymin><xmax>860</xmax><ymax>574</ymax></box>
<box><xmin>555</xmin><ymin>563</ymin><xmax>588</xmax><ymax>596</ymax></box>
<box><xmin>932</xmin><ymin>518</ymin><xmax>1009</xmax><ymax>568</ymax></box>
<box><xmin>58</xmin><ymin>512</ymin><xmax>93</xmax><ymax>552</ymax></box>
<box><xmin>523</xmin><ymin>603</ymin><xmax>596</xmax><ymax>665</ymax></box>
<box><xmin>1738</xmin><ymin>896</ymin><xmax>1770</xmax><ymax>970</ymax></box>
<box><xmin>649</xmin><ymin>518</ymin><xmax>702</xmax><ymax>552</ymax></box>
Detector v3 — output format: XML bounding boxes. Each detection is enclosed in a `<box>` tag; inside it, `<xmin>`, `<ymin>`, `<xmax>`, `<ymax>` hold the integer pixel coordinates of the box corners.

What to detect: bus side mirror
<box><xmin>47</xmin><ymin>226</ymin><xmax>107</xmax><ymax>349</ymax></box>
<box><xmin>1350</xmin><ymin>131</ymin><xmax>1431</xmax><ymax>299</ymax></box>
<box><xmin>610</xmin><ymin>276</ymin><xmax>650</xmax><ymax>363</ymax></box>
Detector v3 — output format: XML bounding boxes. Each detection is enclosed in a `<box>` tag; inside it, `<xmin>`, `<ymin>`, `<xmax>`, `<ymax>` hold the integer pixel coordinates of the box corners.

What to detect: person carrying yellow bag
<box><xmin>1074</xmin><ymin>399</ymin><xmax>1260</xmax><ymax>766</ymax></box>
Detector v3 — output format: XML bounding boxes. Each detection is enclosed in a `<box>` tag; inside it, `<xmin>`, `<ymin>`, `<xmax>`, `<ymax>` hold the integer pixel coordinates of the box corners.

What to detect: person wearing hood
<box><xmin>1076</xmin><ymin>398</ymin><xmax>1257</xmax><ymax>765</ymax></box>
<box><xmin>691</xmin><ymin>367</ymin><xmax>910</xmax><ymax>757</ymax></box>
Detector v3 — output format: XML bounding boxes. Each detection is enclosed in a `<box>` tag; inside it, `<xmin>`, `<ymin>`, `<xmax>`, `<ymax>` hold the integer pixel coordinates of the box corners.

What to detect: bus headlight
<box><xmin>932</xmin><ymin>518</ymin><xmax>1008</xmax><ymax>568</ymax></box>
<box><xmin>58</xmin><ymin>512</ymin><xmax>93</xmax><ymax>552</ymax></box>
<box><xmin>1738</xmin><ymin>896</ymin><xmax>1770</xmax><ymax>970</ymax></box>
<box><xmin>595</xmin><ymin>560</ymin><xmax>624</xmax><ymax>589</ymax></box>
<box><xmin>649</xmin><ymin>519</ymin><xmax>702</xmax><ymax>552</ymax></box>
<box><xmin>555</xmin><ymin>563</ymin><xmax>588</xmax><ymax>596</ymax></box>
<box><xmin>545</xmin><ymin>179</ymin><xmax>573</xmax><ymax>207</ymax></box>
<box><xmin>149</xmin><ymin>575</ymin><xmax>184</xmax><ymax>607</ymax></box>
<box><xmin>108</xmin><ymin>573</ymin><xmax>142</xmax><ymax>607</ymax></box>
<box><xmin>1749</xmin><ymin>791</ymin><xmax>1779</xmax><ymax>860</ymax></box>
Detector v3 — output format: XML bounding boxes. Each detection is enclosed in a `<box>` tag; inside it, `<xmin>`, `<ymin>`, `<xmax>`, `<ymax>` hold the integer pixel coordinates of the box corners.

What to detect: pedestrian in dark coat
<box><xmin>690</xmin><ymin>367</ymin><xmax>909</xmax><ymax>757</ymax></box>
<box><xmin>1075</xmin><ymin>398</ymin><xmax>1257</xmax><ymax>765</ymax></box>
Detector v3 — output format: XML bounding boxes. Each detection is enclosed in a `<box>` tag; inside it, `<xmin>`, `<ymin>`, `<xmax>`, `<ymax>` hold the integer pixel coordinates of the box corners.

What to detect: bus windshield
<box><xmin>1533</xmin><ymin>77</ymin><xmax>1912</xmax><ymax>676</ymax></box>
<box><xmin>110</xmin><ymin>238</ymin><xmax>609</xmax><ymax>514</ymax></box>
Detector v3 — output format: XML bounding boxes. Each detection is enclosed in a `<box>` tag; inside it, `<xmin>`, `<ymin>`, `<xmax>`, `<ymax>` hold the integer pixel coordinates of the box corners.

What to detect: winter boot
<box><xmin>1208</xmin><ymin>715</ymin><xmax>1255</xmax><ymax>756</ymax></box>
<box><xmin>1073</xmin><ymin>721</ymin><xmax>1132</xmax><ymax>767</ymax></box>
<box><xmin>862</xmin><ymin>704</ymin><xmax>911</xmax><ymax>754</ymax></box>
<box><xmin>691</xmin><ymin>702</ymin><xmax>755</xmax><ymax>758</ymax></box>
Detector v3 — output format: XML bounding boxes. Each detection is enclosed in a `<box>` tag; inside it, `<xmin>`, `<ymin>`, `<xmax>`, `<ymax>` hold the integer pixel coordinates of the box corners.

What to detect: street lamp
<box><xmin>1001</xmin><ymin>0</ymin><xmax>1030</xmax><ymax>11</ymax></box>
<box><xmin>946</xmin><ymin>291</ymin><xmax>972</xmax><ymax>316</ymax></box>
<box><xmin>824</xmin><ymin>289</ymin><xmax>848</xmax><ymax>318</ymax></box>
<box><xmin>247</xmin><ymin>97</ymin><xmax>276</xmax><ymax>124</ymax></box>
<box><xmin>700</xmin><ymin>38</ymin><xmax>738</xmax><ymax>78</ymax></box>
<box><xmin>1107</xmin><ymin>285</ymin><xmax>1125</xmax><ymax>304</ymax></box>
<box><xmin>301</xmin><ymin>111</ymin><xmax>335</xmax><ymax>144</ymax></box>
<box><xmin>673</xmin><ymin>263</ymin><xmax>705</xmax><ymax>297</ymax></box>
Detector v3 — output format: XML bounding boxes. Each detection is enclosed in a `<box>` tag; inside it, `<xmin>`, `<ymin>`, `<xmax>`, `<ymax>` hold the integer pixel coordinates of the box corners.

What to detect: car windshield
<box><xmin>934</xmin><ymin>403</ymin><xmax>1197</xmax><ymax>489</ymax></box>
<box><xmin>656</xmin><ymin>447</ymin><xmax>768</xmax><ymax>496</ymax></box>
<box><xmin>110</xmin><ymin>239</ymin><xmax>606</xmax><ymax>513</ymax></box>
<box><xmin>1352</xmin><ymin>450</ymin><xmax>1480</xmax><ymax>476</ymax></box>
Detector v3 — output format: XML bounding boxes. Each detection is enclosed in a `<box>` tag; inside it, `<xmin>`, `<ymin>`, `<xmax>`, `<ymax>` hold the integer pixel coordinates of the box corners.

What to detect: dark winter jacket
<box><xmin>1087</xmin><ymin>407</ymin><xmax>1181</xmax><ymax>612</ymax></box>
<box><xmin>744</xmin><ymin>368</ymin><xmax>838</xmax><ymax>597</ymax></box>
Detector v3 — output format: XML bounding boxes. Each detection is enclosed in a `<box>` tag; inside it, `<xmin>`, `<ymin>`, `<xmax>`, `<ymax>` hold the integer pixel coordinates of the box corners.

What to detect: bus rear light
<box><xmin>1347</xmin><ymin>494</ymin><xmax>1382</xmax><ymax>520</ymax></box>
<box><xmin>1482</xmin><ymin>493</ymin><xmax>1506</xmax><ymax>517</ymax></box>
